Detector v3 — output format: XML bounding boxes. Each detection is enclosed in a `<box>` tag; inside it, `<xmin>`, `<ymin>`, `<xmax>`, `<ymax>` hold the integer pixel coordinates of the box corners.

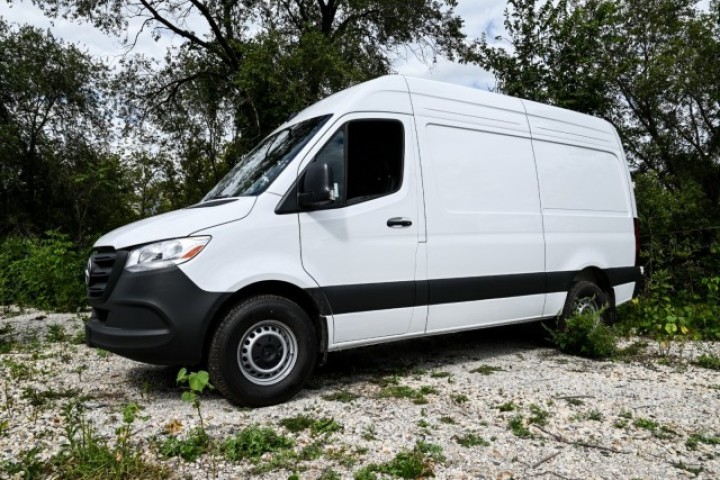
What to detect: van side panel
<box><xmin>413</xmin><ymin>108</ymin><xmax>546</xmax><ymax>332</ymax></box>
<box><xmin>524</xmin><ymin>101</ymin><xmax>636</xmax><ymax>315</ymax></box>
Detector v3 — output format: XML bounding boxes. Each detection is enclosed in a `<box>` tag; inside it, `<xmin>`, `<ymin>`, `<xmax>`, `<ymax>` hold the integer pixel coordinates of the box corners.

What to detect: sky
<box><xmin>1</xmin><ymin>0</ymin><xmax>507</xmax><ymax>90</ymax></box>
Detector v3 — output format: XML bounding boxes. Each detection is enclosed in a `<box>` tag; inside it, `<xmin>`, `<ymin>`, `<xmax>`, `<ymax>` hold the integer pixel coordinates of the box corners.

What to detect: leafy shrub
<box><xmin>0</xmin><ymin>232</ymin><xmax>87</xmax><ymax>311</ymax></box>
<box><xmin>548</xmin><ymin>310</ymin><xmax>616</xmax><ymax>360</ymax></box>
<box><xmin>617</xmin><ymin>272</ymin><xmax>720</xmax><ymax>341</ymax></box>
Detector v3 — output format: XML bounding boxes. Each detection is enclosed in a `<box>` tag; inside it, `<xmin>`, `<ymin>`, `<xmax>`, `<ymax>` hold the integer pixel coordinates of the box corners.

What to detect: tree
<box><xmin>464</xmin><ymin>0</ymin><xmax>720</xmax><ymax>289</ymax></box>
<box><xmin>28</xmin><ymin>0</ymin><xmax>466</xmax><ymax>204</ymax></box>
<box><xmin>0</xmin><ymin>19</ymin><xmax>135</xmax><ymax>243</ymax></box>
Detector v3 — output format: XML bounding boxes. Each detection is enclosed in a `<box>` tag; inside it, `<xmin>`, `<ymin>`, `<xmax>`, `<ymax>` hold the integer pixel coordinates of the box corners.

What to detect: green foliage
<box><xmin>693</xmin><ymin>354</ymin><xmax>720</xmax><ymax>371</ymax></box>
<box><xmin>378</xmin><ymin>384</ymin><xmax>438</xmax><ymax>404</ymax></box>
<box><xmin>453</xmin><ymin>433</ymin><xmax>490</xmax><ymax>448</ymax></box>
<box><xmin>51</xmin><ymin>402</ymin><xmax>167</xmax><ymax>479</ymax></box>
<box><xmin>508</xmin><ymin>415</ymin><xmax>532</xmax><ymax>438</ymax></box>
<box><xmin>548</xmin><ymin>310</ymin><xmax>617</xmax><ymax>360</ymax></box>
<box><xmin>159</xmin><ymin>428</ymin><xmax>210</xmax><ymax>462</ymax></box>
<box><xmin>176</xmin><ymin>368</ymin><xmax>214</xmax><ymax>431</ymax></box>
<box><xmin>0</xmin><ymin>447</ymin><xmax>45</xmax><ymax>479</ymax></box>
<box><xmin>469</xmin><ymin>365</ymin><xmax>504</xmax><ymax>375</ymax></box>
<box><xmin>497</xmin><ymin>401</ymin><xmax>518</xmax><ymax>412</ymax></box>
<box><xmin>322</xmin><ymin>390</ymin><xmax>360</xmax><ymax>403</ymax></box>
<box><xmin>528</xmin><ymin>404</ymin><xmax>550</xmax><ymax>426</ymax></box>
<box><xmin>0</xmin><ymin>233</ymin><xmax>86</xmax><ymax>311</ymax></box>
<box><xmin>279</xmin><ymin>415</ymin><xmax>343</xmax><ymax>436</ymax></box>
<box><xmin>686</xmin><ymin>433</ymin><xmax>720</xmax><ymax>450</ymax></box>
<box><xmin>223</xmin><ymin>425</ymin><xmax>294</xmax><ymax>461</ymax></box>
<box><xmin>618</xmin><ymin>273</ymin><xmax>720</xmax><ymax>342</ymax></box>
<box><xmin>354</xmin><ymin>441</ymin><xmax>445</xmax><ymax>480</ymax></box>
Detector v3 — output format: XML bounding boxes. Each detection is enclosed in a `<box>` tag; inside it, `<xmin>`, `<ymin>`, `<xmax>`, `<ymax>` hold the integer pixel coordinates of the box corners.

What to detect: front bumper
<box><xmin>86</xmin><ymin>264</ymin><xmax>229</xmax><ymax>365</ymax></box>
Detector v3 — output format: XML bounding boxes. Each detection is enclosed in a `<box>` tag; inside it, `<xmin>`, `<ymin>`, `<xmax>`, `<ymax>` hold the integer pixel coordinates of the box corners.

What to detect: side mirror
<box><xmin>299</xmin><ymin>162</ymin><xmax>335</xmax><ymax>208</ymax></box>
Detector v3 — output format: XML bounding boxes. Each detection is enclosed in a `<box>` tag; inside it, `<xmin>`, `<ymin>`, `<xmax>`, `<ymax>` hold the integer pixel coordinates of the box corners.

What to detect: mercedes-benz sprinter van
<box><xmin>85</xmin><ymin>75</ymin><xmax>641</xmax><ymax>406</ymax></box>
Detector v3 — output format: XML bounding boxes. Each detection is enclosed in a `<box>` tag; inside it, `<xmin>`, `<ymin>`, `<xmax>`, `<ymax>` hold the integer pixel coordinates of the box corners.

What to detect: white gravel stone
<box><xmin>1</xmin><ymin>309</ymin><xmax>719</xmax><ymax>479</ymax></box>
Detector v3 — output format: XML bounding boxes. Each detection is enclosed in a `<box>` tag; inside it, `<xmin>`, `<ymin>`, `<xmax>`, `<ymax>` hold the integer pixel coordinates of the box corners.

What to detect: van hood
<box><xmin>94</xmin><ymin>197</ymin><xmax>257</xmax><ymax>250</ymax></box>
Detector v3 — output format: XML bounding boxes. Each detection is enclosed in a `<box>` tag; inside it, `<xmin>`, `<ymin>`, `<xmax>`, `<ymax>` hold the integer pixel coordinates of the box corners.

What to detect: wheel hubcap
<box><xmin>574</xmin><ymin>296</ymin><xmax>599</xmax><ymax>316</ymax></box>
<box><xmin>237</xmin><ymin>320</ymin><xmax>298</xmax><ymax>386</ymax></box>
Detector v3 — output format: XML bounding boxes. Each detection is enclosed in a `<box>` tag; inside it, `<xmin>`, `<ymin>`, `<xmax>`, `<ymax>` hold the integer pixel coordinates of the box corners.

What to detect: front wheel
<box><xmin>208</xmin><ymin>295</ymin><xmax>317</xmax><ymax>407</ymax></box>
<box><xmin>558</xmin><ymin>281</ymin><xmax>614</xmax><ymax>330</ymax></box>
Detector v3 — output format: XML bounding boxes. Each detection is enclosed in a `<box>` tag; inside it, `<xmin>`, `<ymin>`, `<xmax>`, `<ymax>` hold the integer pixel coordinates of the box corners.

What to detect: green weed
<box><xmin>223</xmin><ymin>425</ymin><xmax>294</xmax><ymax>461</ymax></box>
<box><xmin>159</xmin><ymin>428</ymin><xmax>209</xmax><ymax>462</ymax></box>
<box><xmin>322</xmin><ymin>390</ymin><xmax>360</xmax><ymax>403</ymax></box>
<box><xmin>686</xmin><ymin>433</ymin><xmax>720</xmax><ymax>450</ymax></box>
<box><xmin>378</xmin><ymin>385</ymin><xmax>438</xmax><ymax>404</ymax></box>
<box><xmin>469</xmin><ymin>365</ymin><xmax>504</xmax><ymax>375</ymax></box>
<box><xmin>694</xmin><ymin>354</ymin><xmax>720</xmax><ymax>371</ymax></box>
<box><xmin>548</xmin><ymin>310</ymin><xmax>616</xmax><ymax>359</ymax></box>
<box><xmin>279</xmin><ymin>415</ymin><xmax>343</xmax><ymax>436</ymax></box>
<box><xmin>453</xmin><ymin>433</ymin><xmax>490</xmax><ymax>447</ymax></box>
<box><xmin>508</xmin><ymin>415</ymin><xmax>532</xmax><ymax>437</ymax></box>
<box><xmin>354</xmin><ymin>441</ymin><xmax>444</xmax><ymax>479</ymax></box>
<box><xmin>497</xmin><ymin>401</ymin><xmax>518</xmax><ymax>412</ymax></box>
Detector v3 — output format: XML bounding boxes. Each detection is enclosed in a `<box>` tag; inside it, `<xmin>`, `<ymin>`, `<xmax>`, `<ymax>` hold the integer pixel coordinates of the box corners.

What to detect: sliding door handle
<box><xmin>387</xmin><ymin>217</ymin><xmax>412</xmax><ymax>228</ymax></box>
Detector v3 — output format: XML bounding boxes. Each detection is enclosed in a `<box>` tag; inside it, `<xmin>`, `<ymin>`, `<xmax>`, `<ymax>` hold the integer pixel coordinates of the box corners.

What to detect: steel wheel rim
<box><xmin>237</xmin><ymin>320</ymin><xmax>298</xmax><ymax>386</ymax></box>
<box><xmin>573</xmin><ymin>296</ymin><xmax>599</xmax><ymax>315</ymax></box>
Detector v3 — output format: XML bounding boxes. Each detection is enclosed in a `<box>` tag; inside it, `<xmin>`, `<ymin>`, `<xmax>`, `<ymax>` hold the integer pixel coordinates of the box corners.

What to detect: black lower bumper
<box><xmin>86</xmin><ymin>266</ymin><xmax>229</xmax><ymax>365</ymax></box>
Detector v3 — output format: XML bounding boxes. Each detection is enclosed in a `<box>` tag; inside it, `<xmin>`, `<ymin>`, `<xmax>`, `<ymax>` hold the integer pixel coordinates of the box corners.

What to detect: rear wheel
<box><xmin>558</xmin><ymin>281</ymin><xmax>614</xmax><ymax>330</ymax></box>
<box><xmin>208</xmin><ymin>295</ymin><xmax>317</xmax><ymax>407</ymax></box>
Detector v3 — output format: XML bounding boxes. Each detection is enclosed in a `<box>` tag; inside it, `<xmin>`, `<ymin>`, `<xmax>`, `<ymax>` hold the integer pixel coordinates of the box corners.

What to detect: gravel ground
<box><xmin>1</xmin><ymin>309</ymin><xmax>719</xmax><ymax>480</ymax></box>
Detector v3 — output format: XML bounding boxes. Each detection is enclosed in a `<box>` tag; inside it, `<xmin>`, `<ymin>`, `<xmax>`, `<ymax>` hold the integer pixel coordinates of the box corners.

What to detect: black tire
<box><xmin>208</xmin><ymin>295</ymin><xmax>317</xmax><ymax>407</ymax></box>
<box><xmin>558</xmin><ymin>281</ymin><xmax>614</xmax><ymax>330</ymax></box>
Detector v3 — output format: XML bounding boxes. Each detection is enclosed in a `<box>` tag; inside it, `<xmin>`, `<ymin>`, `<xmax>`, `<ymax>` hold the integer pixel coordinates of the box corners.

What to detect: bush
<box><xmin>617</xmin><ymin>272</ymin><xmax>720</xmax><ymax>342</ymax></box>
<box><xmin>548</xmin><ymin>310</ymin><xmax>616</xmax><ymax>359</ymax></box>
<box><xmin>0</xmin><ymin>232</ymin><xmax>87</xmax><ymax>311</ymax></box>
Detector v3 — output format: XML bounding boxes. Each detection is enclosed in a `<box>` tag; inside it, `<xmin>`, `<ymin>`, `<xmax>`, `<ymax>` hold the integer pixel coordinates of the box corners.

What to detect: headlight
<box><xmin>125</xmin><ymin>236</ymin><xmax>211</xmax><ymax>272</ymax></box>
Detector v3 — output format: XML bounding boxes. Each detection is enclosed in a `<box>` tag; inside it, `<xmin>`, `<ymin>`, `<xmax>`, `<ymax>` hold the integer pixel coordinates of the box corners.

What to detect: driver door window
<box><xmin>308</xmin><ymin>119</ymin><xmax>404</xmax><ymax>207</ymax></box>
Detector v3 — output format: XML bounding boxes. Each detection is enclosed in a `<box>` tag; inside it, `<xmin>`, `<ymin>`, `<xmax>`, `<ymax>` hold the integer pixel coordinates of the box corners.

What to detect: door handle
<box><xmin>387</xmin><ymin>217</ymin><xmax>412</xmax><ymax>228</ymax></box>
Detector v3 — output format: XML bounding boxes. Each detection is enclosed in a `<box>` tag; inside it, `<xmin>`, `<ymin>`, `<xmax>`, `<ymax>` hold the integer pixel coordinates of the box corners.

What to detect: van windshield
<box><xmin>203</xmin><ymin>115</ymin><xmax>330</xmax><ymax>200</ymax></box>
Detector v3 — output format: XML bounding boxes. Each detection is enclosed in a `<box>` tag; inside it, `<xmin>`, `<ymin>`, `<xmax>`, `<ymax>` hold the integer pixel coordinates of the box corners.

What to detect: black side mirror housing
<box><xmin>299</xmin><ymin>162</ymin><xmax>335</xmax><ymax>208</ymax></box>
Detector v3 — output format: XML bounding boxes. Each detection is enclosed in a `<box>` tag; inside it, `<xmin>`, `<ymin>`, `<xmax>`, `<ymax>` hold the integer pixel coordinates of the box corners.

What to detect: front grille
<box><xmin>87</xmin><ymin>249</ymin><xmax>119</xmax><ymax>300</ymax></box>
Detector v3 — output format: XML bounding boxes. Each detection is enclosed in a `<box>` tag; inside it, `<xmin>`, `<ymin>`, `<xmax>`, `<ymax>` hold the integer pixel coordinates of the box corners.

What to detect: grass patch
<box><xmin>686</xmin><ymin>433</ymin><xmax>720</xmax><ymax>450</ymax></box>
<box><xmin>508</xmin><ymin>415</ymin><xmax>532</xmax><ymax>437</ymax></box>
<box><xmin>21</xmin><ymin>387</ymin><xmax>80</xmax><ymax>408</ymax></box>
<box><xmin>672</xmin><ymin>461</ymin><xmax>704</xmax><ymax>475</ymax></box>
<box><xmin>223</xmin><ymin>425</ymin><xmax>294</xmax><ymax>461</ymax></box>
<box><xmin>497</xmin><ymin>401</ymin><xmax>518</xmax><ymax>412</ymax></box>
<box><xmin>453</xmin><ymin>433</ymin><xmax>490</xmax><ymax>448</ymax></box>
<box><xmin>159</xmin><ymin>428</ymin><xmax>209</xmax><ymax>462</ymax></box>
<box><xmin>378</xmin><ymin>385</ymin><xmax>438</xmax><ymax>405</ymax></box>
<box><xmin>439</xmin><ymin>416</ymin><xmax>456</xmax><ymax>425</ymax></box>
<box><xmin>51</xmin><ymin>403</ymin><xmax>167</xmax><ymax>479</ymax></box>
<box><xmin>280</xmin><ymin>415</ymin><xmax>343</xmax><ymax>436</ymax></box>
<box><xmin>469</xmin><ymin>364</ymin><xmax>504</xmax><ymax>375</ymax></box>
<box><xmin>354</xmin><ymin>441</ymin><xmax>444</xmax><ymax>479</ymax></box>
<box><xmin>322</xmin><ymin>390</ymin><xmax>360</xmax><ymax>403</ymax></box>
<box><xmin>430</xmin><ymin>371</ymin><xmax>451</xmax><ymax>378</ymax></box>
<box><xmin>528</xmin><ymin>404</ymin><xmax>550</xmax><ymax>426</ymax></box>
<box><xmin>450</xmin><ymin>393</ymin><xmax>469</xmax><ymax>404</ymax></box>
<box><xmin>694</xmin><ymin>354</ymin><xmax>720</xmax><ymax>371</ymax></box>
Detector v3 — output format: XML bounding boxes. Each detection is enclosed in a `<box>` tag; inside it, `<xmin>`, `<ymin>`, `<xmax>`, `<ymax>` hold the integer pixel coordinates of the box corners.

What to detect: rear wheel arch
<box><xmin>570</xmin><ymin>267</ymin><xmax>615</xmax><ymax>306</ymax></box>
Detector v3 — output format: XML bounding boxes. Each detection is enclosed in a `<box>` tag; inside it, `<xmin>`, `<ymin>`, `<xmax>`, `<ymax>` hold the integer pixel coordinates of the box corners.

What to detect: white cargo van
<box><xmin>86</xmin><ymin>75</ymin><xmax>641</xmax><ymax>406</ymax></box>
